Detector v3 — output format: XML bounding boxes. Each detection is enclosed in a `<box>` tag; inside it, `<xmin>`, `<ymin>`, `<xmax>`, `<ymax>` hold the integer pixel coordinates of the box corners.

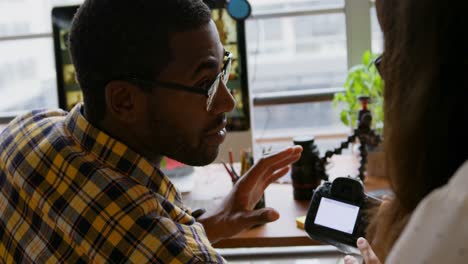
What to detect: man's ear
<box><xmin>104</xmin><ymin>81</ymin><xmax>143</xmax><ymax>124</ymax></box>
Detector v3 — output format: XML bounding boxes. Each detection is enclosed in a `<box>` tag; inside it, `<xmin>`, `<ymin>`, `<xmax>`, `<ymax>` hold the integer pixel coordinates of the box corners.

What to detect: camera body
<box><xmin>305</xmin><ymin>177</ymin><xmax>380</xmax><ymax>253</ymax></box>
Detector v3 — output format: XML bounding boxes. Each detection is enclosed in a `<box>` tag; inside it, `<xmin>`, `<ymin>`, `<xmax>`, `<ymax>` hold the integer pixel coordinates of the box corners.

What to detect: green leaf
<box><xmin>333</xmin><ymin>93</ymin><xmax>345</xmax><ymax>107</ymax></box>
<box><xmin>354</xmin><ymin>81</ymin><xmax>363</xmax><ymax>95</ymax></box>
<box><xmin>340</xmin><ymin>111</ymin><xmax>349</xmax><ymax>126</ymax></box>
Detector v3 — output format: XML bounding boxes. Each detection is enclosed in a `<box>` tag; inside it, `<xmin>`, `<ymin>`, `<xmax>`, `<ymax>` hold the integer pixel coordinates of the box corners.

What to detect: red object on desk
<box><xmin>164</xmin><ymin>157</ymin><xmax>186</xmax><ymax>170</ymax></box>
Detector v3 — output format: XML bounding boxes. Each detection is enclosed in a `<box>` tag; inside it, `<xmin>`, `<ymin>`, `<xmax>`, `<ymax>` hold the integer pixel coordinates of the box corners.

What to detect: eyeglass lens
<box><xmin>223</xmin><ymin>58</ymin><xmax>232</xmax><ymax>84</ymax></box>
<box><xmin>206</xmin><ymin>75</ymin><xmax>221</xmax><ymax>111</ymax></box>
<box><xmin>206</xmin><ymin>56</ymin><xmax>233</xmax><ymax>111</ymax></box>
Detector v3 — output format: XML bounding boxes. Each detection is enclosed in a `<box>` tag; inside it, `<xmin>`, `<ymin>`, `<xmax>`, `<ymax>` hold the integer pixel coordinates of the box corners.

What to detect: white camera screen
<box><xmin>314</xmin><ymin>197</ymin><xmax>360</xmax><ymax>234</ymax></box>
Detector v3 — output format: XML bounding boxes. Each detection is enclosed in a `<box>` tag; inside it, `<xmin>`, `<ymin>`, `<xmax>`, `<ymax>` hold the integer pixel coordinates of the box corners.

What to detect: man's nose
<box><xmin>209</xmin><ymin>81</ymin><xmax>236</xmax><ymax>114</ymax></box>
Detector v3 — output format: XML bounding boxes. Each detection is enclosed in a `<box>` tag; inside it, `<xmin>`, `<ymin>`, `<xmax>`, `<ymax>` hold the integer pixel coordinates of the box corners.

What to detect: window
<box><xmin>0</xmin><ymin>38</ymin><xmax>56</xmax><ymax>115</ymax></box>
<box><xmin>246</xmin><ymin>13</ymin><xmax>347</xmax><ymax>93</ymax></box>
<box><xmin>0</xmin><ymin>0</ymin><xmax>81</xmax><ymax>116</ymax></box>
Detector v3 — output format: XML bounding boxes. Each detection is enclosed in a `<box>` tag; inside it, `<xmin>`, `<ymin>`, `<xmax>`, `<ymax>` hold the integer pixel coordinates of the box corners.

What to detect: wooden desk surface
<box><xmin>182</xmin><ymin>155</ymin><xmax>389</xmax><ymax>248</ymax></box>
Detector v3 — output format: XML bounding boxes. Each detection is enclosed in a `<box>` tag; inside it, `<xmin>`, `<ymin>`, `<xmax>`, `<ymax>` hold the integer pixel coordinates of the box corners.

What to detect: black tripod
<box><xmin>319</xmin><ymin>96</ymin><xmax>382</xmax><ymax>181</ymax></box>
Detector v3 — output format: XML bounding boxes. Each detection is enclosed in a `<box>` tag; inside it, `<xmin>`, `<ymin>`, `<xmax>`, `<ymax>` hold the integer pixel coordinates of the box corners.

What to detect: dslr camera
<box><xmin>304</xmin><ymin>177</ymin><xmax>381</xmax><ymax>254</ymax></box>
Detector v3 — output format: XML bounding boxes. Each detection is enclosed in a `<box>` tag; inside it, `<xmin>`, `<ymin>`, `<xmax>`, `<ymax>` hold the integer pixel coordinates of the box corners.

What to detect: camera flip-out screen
<box><xmin>314</xmin><ymin>197</ymin><xmax>360</xmax><ymax>234</ymax></box>
<box><xmin>305</xmin><ymin>177</ymin><xmax>382</xmax><ymax>254</ymax></box>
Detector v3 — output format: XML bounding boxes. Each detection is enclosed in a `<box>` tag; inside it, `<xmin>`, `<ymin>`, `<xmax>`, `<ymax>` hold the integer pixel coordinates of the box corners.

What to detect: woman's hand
<box><xmin>344</xmin><ymin>237</ymin><xmax>382</xmax><ymax>264</ymax></box>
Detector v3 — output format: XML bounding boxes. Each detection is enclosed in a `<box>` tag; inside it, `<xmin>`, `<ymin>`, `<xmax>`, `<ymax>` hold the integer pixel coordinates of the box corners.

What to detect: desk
<box><xmin>182</xmin><ymin>155</ymin><xmax>389</xmax><ymax>248</ymax></box>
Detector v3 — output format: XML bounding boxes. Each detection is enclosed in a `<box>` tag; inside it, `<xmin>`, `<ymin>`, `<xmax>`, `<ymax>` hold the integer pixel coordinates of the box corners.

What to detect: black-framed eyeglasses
<box><xmin>120</xmin><ymin>51</ymin><xmax>233</xmax><ymax>112</ymax></box>
<box><xmin>374</xmin><ymin>55</ymin><xmax>383</xmax><ymax>78</ymax></box>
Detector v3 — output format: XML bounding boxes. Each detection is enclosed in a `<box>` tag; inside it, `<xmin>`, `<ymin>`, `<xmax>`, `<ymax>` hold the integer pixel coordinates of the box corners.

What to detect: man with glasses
<box><xmin>0</xmin><ymin>0</ymin><xmax>302</xmax><ymax>263</ymax></box>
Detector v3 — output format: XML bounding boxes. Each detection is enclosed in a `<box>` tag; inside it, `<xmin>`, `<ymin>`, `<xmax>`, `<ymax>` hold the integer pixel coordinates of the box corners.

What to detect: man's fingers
<box><xmin>262</xmin><ymin>146</ymin><xmax>300</xmax><ymax>159</ymax></box>
<box><xmin>267</xmin><ymin>166</ymin><xmax>290</xmax><ymax>184</ymax></box>
<box><xmin>256</xmin><ymin>150</ymin><xmax>301</xmax><ymax>176</ymax></box>
<box><xmin>255</xmin><ymin>155</ymin><xmax>299</xmax><ymax>184</ymax></box>
<box><xmin>268</xmin><ymin>152</ymin><xmax>301</xmax><ymax>173</ymax></box>
<box><xmin>240</xmin><ymin>208</ymin><xmax>279</xmax><ymax>227</ymax></box>
<box><xmin>243</xmin><ymin>147</ymin><xmax>301</xmax><ymax>185</ymax></box>
<box><xmin>357</xmin><ymin>237</ymin><xmax>381</xmax><ymax>264</ymax></box>
<box><xmin>256</xmin><ymin>146</ymin><xmax>302</xmax><ymax>169</ymax></box>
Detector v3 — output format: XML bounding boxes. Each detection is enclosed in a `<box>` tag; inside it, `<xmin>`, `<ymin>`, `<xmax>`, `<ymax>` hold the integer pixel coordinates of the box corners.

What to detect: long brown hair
<box><xmin>367</xmin><ymin>0</ymin><xmax>468</xmax><ymax>260</ymax></box>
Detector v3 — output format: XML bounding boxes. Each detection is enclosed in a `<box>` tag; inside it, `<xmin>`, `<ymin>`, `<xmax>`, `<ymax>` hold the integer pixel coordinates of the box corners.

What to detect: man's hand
<box><xmin>198</xmin><ymin>146</ymin><xmax>302</xmax><ymax>243</ymax></box>
<box><xmin>344</xmin><ymin>238</ymin><xmax>382</xmax><ymax>264</ymax></box>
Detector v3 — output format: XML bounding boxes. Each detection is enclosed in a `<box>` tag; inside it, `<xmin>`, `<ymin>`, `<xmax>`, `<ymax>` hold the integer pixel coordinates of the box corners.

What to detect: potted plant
<box><xmin>333</xmin><ymin>50</ymin><xmax>386</xmax><ymax>178</ymax></box>
<box><xmin>334</xmin><ymin>50</ymin><xmax>384</xmax><ymax>133</ymax></box>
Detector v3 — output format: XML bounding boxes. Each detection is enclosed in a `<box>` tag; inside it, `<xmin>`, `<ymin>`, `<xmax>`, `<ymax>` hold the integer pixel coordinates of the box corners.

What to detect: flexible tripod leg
<box><xmin>358</xmin><ymin>143</ymin><xmax>367</xmax><ymax>181</ymax></box>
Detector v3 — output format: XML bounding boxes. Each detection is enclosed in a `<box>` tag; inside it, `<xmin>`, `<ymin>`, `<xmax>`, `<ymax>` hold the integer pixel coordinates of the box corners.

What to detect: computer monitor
<box><xmin>52</xmin><ymin>3</ymin><xmax>253</xmax><ymax>162</ymax></box>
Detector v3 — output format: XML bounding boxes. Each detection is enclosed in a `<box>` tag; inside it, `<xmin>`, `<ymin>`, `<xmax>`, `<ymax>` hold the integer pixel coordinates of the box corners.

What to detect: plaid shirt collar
<box><xmin>64</xmin><ymin>103</ymin><xmax>183</xmax><ymax>204</ymax></box>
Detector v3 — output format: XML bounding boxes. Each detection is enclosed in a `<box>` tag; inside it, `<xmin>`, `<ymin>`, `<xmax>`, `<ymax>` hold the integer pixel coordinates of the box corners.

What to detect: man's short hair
<box><xmin>69</xmin><ymin>0</ymin><xmax>212</xmax><ymax>123</ymax></box>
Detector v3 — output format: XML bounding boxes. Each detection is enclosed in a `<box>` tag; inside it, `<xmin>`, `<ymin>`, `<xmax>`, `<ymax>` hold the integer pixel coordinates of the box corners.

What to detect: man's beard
<box><xmin>147</xmin><ymin>111</ymin><xmax>219</xmax><ymax>167</ymax></box>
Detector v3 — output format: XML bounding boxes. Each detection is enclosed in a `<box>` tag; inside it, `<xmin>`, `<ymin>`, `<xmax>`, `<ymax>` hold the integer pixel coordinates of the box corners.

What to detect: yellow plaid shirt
<box><xmin>0</xmin><ymin>104</ymin><xmax>225</xmax><ymax>263</ymax></box>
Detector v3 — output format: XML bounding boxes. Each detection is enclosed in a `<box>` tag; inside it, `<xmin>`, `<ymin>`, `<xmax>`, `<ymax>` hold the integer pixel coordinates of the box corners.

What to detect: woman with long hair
<box><xmin>345</xmin><ymin>0</ymin><xmax>468</xmax><ymax>263</ymax></box>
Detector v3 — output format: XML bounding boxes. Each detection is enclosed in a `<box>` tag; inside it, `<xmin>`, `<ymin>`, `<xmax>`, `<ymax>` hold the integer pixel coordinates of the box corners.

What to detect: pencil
<box><xmin>222</xmin><ymin>161</ymin><xmax>237</xmax><ymax>183</ymax></box>
<box><xmin>228</xmin><ymin>150</ymin><xmax>234</xmax><ymax>167</ymax></box>
<box><xmin>228</xmin><ymin>150</ymin><xmax>239</xmax><ymax>180</ymax></box>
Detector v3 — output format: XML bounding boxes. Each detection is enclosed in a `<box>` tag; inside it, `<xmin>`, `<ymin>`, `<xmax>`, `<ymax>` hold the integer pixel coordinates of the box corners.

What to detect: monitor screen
<box><xmin>314</xmin><ymin>197</ymin><xmax>360</xmax><ymax>234</ymax></box>
<box><xmin>51</xmin><ymin>6</ymin><xmax>81</xmax><ymax>111</ymax></box>
<box><xmin>52</xmin><ymin>3</ymin><xmax>250</xmax><ymax>131</ymax></box>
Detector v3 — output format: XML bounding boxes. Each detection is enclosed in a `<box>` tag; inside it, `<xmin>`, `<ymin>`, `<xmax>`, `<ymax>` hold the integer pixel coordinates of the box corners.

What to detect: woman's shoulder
<box><xmin>448</xmin><ymin>160</ymin><xmax>468</xmax><ymax>190</ymax></box>
<box><xmin>386</xmin><ymin>160</ymin><xmax>468</xmax><ymax>264</ymax></box>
